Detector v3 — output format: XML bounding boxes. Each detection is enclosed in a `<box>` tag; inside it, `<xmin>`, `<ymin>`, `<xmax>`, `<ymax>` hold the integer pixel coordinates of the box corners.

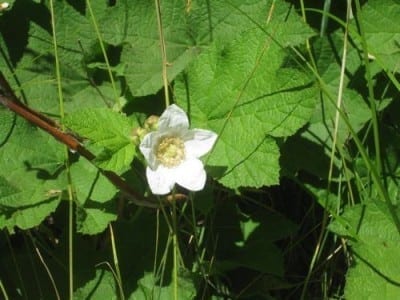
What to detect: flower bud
<box><xmin>144</xmin><ymin>115</ymin><xmax>159</xmax><ymax>130</ymax></box>
<box><xmin>131</xmin><ymin>127</ymin><xmax>148</xmax><ymax>145</ymax></box>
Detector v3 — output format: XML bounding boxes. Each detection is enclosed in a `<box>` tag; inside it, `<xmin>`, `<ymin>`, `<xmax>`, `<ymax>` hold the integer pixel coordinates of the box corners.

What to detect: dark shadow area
<box><xmin>66</xmin><ymin>0</ymin><xmax>86</xmax><ymax>15</ymax></box>
<box><xmin>0</xmin><ymin>0</ymin><xmax>51</xmax><ymax>66</ymax></box>
<box><xmin>23</xmin><ymin>161</ymin><xmax>65</xmax><ymax>180</ymax></box>
<box><xmin>0</xmin><ymin>110</ymin><xmax>16</xmax><ymax>148</ymax></box>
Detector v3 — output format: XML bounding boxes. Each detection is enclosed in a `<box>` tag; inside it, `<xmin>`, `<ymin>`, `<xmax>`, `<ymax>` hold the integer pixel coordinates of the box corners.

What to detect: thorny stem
<box><xmin>0</xmin><ymin>73</ymin><xmax>187</xmax><ymax>208</ymax></box>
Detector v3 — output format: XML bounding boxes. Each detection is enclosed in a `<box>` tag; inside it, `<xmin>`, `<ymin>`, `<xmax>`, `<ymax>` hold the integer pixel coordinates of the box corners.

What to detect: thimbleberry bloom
<box><xmin>139</xmin><ymin>104</ymin><xmax>217</xmax><ymax>195</ymax></box>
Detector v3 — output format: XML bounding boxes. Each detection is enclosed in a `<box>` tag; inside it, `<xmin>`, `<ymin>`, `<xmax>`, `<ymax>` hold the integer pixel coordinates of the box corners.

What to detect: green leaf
<box><xmin>0</xmin><ymin>117</ymin><xmax>65</xmax><ymax>206</ymax></box>
<box><xmin>289</xmin><ymin>33</ymin><xmax>391</xmax><ymax>179</ymax></box>
<box><xmin>175</xmin><ymin>13</ymin><xmax>316</xmax><ymax>188</ymax></box>
<box><xmin>212</xmin><ymin>201</ymin><xmax>294</xmax><ymax>276</ymax></box>
<box><xmin>233</xmin><ymin>211</ymin><xmax>296</xmax><ymax>274</ymax></box>
<box><xmin>302</xmin><ymin>183</ymin><xmax>341</xmax><ymax>214</ymax></box>
<box><xmin>280</xmin><ymin>134</ymin><xmax>342</xmax><ymax>180</ymax></box>
<box><xmin>103</xmin><ymin>0</ymin><xmax>294</xmax><ymax>96</ymax></box>
<box><xmin>110</xmin><ymin>0</ymin><xmax>201</xmax><ymax>96</ymax></box>
<box><xmin>356</xmin><ymin>0</ymin><xmax>400</xmax><ymax>73</ymax></box>
<box><xmin>329</xmin><ymin>201</ymin><xmax>400</xmax><ymax>298</ymax></box>
<box><xmin>0</xmin><ymin>197</ymin><xmax>60</xmax><ymax>232</ymax></box>
<box><xmin>0</xmin><ymin>115</ymin><xmax>66</xmax><ymax>229</ymax></box>
<box><xmin>74</xmin><ymin>269</ymin><xmax>118</xmax><ymax>300</ymax></box>
<box><xmin>76</xmin><ymin>206</ymin><xmax>117</xmax><ymax>235</ymax></box>
<box><xmin>131</xmin><ymin>271</ymin><xmax>196</xmax><ymax>300</ymax></box>
<box><xmin>0</xmin><ymin>108</ymin><xmax>14</xmax><ymax>135</ymax></box>
<box><xmin>64</xmin><ymin>108</ymin><xmax>136</xmax><ymax>173</ymax></box>
<box><xmin>309</xmin><ymin>34</ymin><xmax>391</xmax><ymax>144</ymax></box>
<box><xmin>70</xmin><ymin>159</ymin><xmax>118</xmax><ymax>205</ymax></box>
<box><xmin>307</xmin><ymin>35</ymin><xmax>367</xmax><ymax>146</ymax></box>
<box><xmin>0</xmin><ymin>1</ymin><xmax>116</xmax><ymax>117</ymax></box>
<box><xmin>64</xmin><ymin>82</ymin><xmax>119</xmax><ymax>113</ymax></box>
<box><xmin>345</xmin><ymin>262</ymin><xmax>400</xmax><ymax>300</ymax></box>
<box><xmin>225</xmin><ymin>240</ymin><xmax>283</xmax><ymax>275</ymax></box>
<box><xmin>207</xmin><ymin>136</ymin><xmax>280</xmax><ymax>189</ymax></box>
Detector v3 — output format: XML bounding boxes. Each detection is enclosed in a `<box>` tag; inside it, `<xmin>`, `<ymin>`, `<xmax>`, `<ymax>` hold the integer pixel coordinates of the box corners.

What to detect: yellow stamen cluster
<box><xmin>156</xmin><ymin>136</ymin><xmax>185</xmax><ymax>167</ymax></box>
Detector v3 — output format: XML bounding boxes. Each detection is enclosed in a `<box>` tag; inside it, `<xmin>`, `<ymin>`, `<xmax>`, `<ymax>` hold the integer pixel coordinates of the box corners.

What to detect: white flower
<box><xmin>139</xmin><ymin>104</ymin><xmax>217</xmax><ymax>195</ymax></box>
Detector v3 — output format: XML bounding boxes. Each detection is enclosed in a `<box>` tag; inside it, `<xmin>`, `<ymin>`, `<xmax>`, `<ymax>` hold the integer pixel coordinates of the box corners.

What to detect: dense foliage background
<box><xmin>1</xmin><ymin>0</ymin><xmax>400</xmax><ymax>299</ymax></box>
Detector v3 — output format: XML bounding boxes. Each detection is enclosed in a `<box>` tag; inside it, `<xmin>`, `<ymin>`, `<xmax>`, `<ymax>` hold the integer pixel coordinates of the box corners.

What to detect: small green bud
<box><xmin>131</xmin><ymin>127</ymin><xmax>148</xmax><ymax>145</ymax></box>
<box><xmin>144</xmin><ymin>115</ymin><xmax>159</xmax><ymax>130</ymax></box>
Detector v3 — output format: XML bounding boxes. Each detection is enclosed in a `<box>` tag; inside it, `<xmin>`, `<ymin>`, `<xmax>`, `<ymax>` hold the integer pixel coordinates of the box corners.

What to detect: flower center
<box><xmin>156</xmin><ymin>136</ymin><xmax>185</xmax><ymax>167</ymax></box>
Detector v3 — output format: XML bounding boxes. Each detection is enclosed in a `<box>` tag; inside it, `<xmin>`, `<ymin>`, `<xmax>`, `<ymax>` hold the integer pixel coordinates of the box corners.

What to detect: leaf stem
<box><xmin>0</xmin><ymin>72</ymin><xmax>161</xmax><ymax>208</ymax></box>
<box><xmin>0</xmin><ymin>279</ymin><xmax>8</xmax><ymax>300</ymax></box>
<box><xmin>301</xmin><ymin>2</ymin><xmax>352</xmax><ymax>296</ymax></box>
<box><xmin>354</xmin><ymin>0</ymin><xmax>382</xmax><ymax>177</ymax></box>
<box><xmin>86</xmin><ymin>0</ymin><xmax>120</xmax><ymax>108</ymax></box>
<box><xmin>172</xmin><ymin>201</ymin><xmax>178</xmax><ymax>300</ymax></box>
<box><xmin>109</xmin><ymin>224</ymin><xmax>125</xmax><ymax>300</ymax></box>
<box><xmin>4</xmin><ymin>230</ymin><xmax>27</xmax><ymax>299</ymax></box>
<box><xmin>28</xmin><ymin>231</ymin><xmax>61</xmax><ymax>300</ymax></box>
<box><xmin>155</xmin><ymin>0</ymin><xmax>170</xmax><ymax>107</ymax></box>
<box><xmin>291</xmin><ymin>49</ymin><xmax>400</xmax><ymax>235</ymax></box>
<box><xmin>48</xmin><ymin>0</ymin><xmax>74</xmax><ymax>298</ymax></box>
<box><xmin>328</xmin><ymin>0</ymin><xmax>350</xmax><ymax>196</ymax></box>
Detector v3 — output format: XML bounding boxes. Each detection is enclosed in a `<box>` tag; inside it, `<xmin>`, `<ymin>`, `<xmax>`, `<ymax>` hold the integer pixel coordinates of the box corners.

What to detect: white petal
<box><xmin>139</xmin><ymin>131</ymin><xmax>160</xmax><ymax>169</ymax></box>
<box><xmin>183</xmin><ymin>129</ymin><xmax>218</xmax><ymax>158</ymax></box>
<box><xmin>158</xmin><ymin>104</ymin><xmax>189</xmax><ymax>130</ymax></box>
<box><xmin>146</xmin><ymin>166</ymin><xmax>176</xmax><ymax>195</ymax></box>
<box><xmin>175</xmin><ymin>158</ymin><xmax>207</xmax><ymax>191</ymax></box>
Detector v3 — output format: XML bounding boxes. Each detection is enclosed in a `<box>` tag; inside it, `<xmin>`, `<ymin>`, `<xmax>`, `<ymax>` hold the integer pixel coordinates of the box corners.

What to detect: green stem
<box><xmin>298</xmin><ymin>0</ymin><xmax>317</xmax><ymax>70</ymax></box>
<box><xmin>291</xmin><ymin>46</ymin><xmax>400</xmax><ymax>234</ymax></box>
<box><xmin>86</xmin><ymin>0</ymin><xmax>119</xmax><ymax>108</ymax></box>
<box><xmin>172</xmin><ymin>201</ymin><xmax>178</xmax><ymax>300</ymax></box>
<box><xmin>28</xmin><ymin>232</ymin><xmax>60</xmax><ymax>300</ymax></box>
<box><xmin>5</xmin><ymin>230</ymin><xmax>27</xmax><ymax>299</ymax></box>
<box><xmin>155</xmin><ymin>0</ymin><xmax>170</xmax><ymax>107</ymax></box>
<box><xmin>0</xmin><ymin>279</ymin><xmax>8</xmax><ymax>300</ymax></box>
<box><xmin>320</xmin><ymin>0</ymin><xmax>331</xmax><ymax>37</ymax></box>
<box><xmin>109</xmin><ymin>224</ymin><xmax>125</xmax><ymax>300</ymax></box>
<box><xmin>48</xmin><ymin>1</ymin><xmax>74</xmax><ymax>297</ymax></box>
<box><xmin>354</xmin><ymin>0</ymin><xmax>382</xmax><ymax>177</ymax></box>
<box><xmin>301</xmin><ymin>3</ymin><xmax>351</xmax><ymax>299</ymax></box>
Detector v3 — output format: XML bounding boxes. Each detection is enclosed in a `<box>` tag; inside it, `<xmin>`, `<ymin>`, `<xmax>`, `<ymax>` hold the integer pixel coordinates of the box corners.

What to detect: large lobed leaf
<box><xmin>0</xmin><ymin>113</ymin><xmax>66</xmax><ymax>230</ymax></box>
<box><xmin>356</xmin><ymin>0</ymin><xmax>400</xmax><ymax>73</ymax></box>
<box><xmin>0</xmin><ymin>1</ymin><xmax>115</xmax><ymax>115</ymax></box>
<box><xmin>329</xmin><ymin>201</ymin><xmax>400</xmax><ymax>299</ymax></box>
<box><xmin>102</xmin><ymin>0</ymin><xmax>288</xmax><ymax>96</ymax></box>
<box><xmin>175</xmin><ymin>1</ymin><xmax>317</xmax><ymax>189</ymax></box>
